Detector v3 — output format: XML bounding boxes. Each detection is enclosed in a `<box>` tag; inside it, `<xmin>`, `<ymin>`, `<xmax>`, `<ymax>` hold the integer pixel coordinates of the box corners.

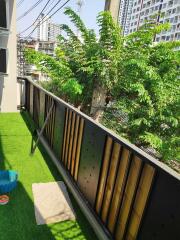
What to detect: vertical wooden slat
<box><xmin>71</xmin><ymin>115</ymin><xmax>80</xmax><ymax>177</ymax></box>
<box><xmin>30</xmin><ymin>83</ymin><xmax>34</xmax><ymax>117</ymax></box>
<box><xmin>47</xmin><ymin>97</ymin><xmax>51</xmax><ymax>142</ymax></box>
<box><xmin>49</xmin><ymin>98</ymin><xmax>53</xmax><ymax>146</ymax></box>
<box><xmin>64</xmin><ymin>110</ymin><xmax>72</xmax><ymax>167</ymax></box>
<box><xmin>62</xmin><ymin>109</ymin><xmax>69</xmax><ymax>163</ymax></box>
<box><xmin>45</xmin><ymin>95</ymin><xmax>49</xmax><ymax>139</ymax></box>
<box><xmin>101</xmin><ymin>142</ymin><xmax>121</xmax><ymax>223</ymax></box>
<box><xmin>25</xmin><ymin>81</ymin><xmax>30</xmax><ymax>111</ymax></box>
<box><xmin>67</xmin><ymin>112</ymin><xmax>76</xmax><ymax>170</ymax></box>
<box><xmin>126</xmin><ymin>164</ymin><xmax>155</xmax><ymax>240</ymax></box>
<box><xmin>115</xmin><ymin>156</ymin><xmax>142</xmax><ymax>240</ymax></box>
<box><xmin>108</xmin><ymin>148</ymin><xmax>131</xmax><ymax>233</ymax></box>
<box><xmin>50</xmin><ymin>103</ymin><xmax>56</xmax><ymax>148</ymax></box>
<box><xmin>74</xmin><ymin>118</ymin><xmax>84</xmax><ymax>181</ymax></box>
<box><xmin>95</xmin><ymin>136</ymin><xmax>113</xmax><ymax>214</ymax></box>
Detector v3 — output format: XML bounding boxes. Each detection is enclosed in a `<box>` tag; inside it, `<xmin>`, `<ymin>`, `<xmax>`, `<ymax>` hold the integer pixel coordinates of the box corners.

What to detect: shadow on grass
<box><xmin>0</xmin><ymin>182</ymin><xmax>57</xmax><ymax>240</ymax></box>
<box><xmin>20</xmin><ymin>110</ymin><xmax>98</xmax><ymax>240</ymax></box>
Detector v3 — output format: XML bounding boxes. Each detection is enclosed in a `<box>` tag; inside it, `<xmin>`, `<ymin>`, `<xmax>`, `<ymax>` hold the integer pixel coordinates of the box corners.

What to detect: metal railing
<box><xmin>18</xmin><ymin>77</ymin><xmax>180</xmax><ymax>240</ymax></box>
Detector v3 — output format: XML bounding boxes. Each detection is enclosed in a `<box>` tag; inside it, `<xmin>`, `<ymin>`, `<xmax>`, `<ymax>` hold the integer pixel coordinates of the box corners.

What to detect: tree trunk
<box><xmin>90</xmin><ymin>84</ymin><xmax>106</xmax><ymax>122</ymax></box>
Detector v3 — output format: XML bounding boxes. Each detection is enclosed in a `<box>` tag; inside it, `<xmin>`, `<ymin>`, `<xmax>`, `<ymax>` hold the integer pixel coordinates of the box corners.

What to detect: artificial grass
<box><xmin>0</xmin><ymin>113</ymin><xmax>98</xmax><ymax>240</ymax></box>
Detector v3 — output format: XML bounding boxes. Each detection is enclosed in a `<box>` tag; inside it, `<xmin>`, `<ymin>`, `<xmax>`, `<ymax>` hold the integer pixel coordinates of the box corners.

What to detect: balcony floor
<box><xmin>0</xmin><ymin>113</ymin><xmax>97</xmax><ymax>240</ymax></box>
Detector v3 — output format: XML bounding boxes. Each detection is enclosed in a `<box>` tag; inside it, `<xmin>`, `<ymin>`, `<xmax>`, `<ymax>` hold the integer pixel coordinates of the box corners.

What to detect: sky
<box><xmin>17</xmin><ymin>0</ymin><xmax>105</xmax><ymax>38</ymax></box>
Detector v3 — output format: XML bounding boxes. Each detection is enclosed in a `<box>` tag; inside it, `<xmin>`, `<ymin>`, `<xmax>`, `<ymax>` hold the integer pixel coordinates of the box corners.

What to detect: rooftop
<box><xmin>0</xmin><ymin>112</ymin><xmax>97</xmax><ymax>240</ymax></box>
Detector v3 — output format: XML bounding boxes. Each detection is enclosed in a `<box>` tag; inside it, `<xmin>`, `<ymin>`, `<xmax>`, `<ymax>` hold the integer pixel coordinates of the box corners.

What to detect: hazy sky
<box><xmin>17</xmin><ymin>0</ymin><xmax>105</xmax><ymax>38</ymax></box>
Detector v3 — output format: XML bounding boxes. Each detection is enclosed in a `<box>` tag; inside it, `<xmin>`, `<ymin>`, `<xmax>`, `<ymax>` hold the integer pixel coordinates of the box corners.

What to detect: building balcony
<box><xmin>0</xmin><ymin>77</ymin><xmax>180</xmax><ymax>240</ymax></box>
<box><xmin>0</xmin><ymin>112</ymin><xmax>96</xmax><ymax>240</ymax></box>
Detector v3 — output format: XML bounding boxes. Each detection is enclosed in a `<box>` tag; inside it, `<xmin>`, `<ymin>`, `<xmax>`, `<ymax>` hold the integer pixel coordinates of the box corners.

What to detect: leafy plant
<box><xmin>25</xmin><ymin>9</ymin><xmax>180</xmax><ymax>162</ymax></box>
<box><xmin>103</xmin><ymin>21</ymin><xmax>180</xmax><ymax>162</ymax></box>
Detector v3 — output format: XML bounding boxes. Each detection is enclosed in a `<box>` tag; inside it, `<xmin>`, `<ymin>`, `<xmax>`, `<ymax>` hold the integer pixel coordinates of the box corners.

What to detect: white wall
<box><xmin>0</xmin><ymin>0</ymin><xmax>17</xmax><ymax>112</ymax></box>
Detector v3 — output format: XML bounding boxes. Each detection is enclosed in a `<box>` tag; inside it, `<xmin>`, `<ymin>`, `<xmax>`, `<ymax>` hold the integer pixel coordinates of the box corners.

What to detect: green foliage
<box><xmin>103</xmin><ymin>22</ymin><xmax>180</xmax><ymax>162</ymax></box>
<box><xmin>25</xmin><ymin>8</ymin><xmax>122</xmax><ymax>110</ymax></box>
<box><xmin>25</xmin><ymin>8</ymin><xmax>180</xmax><ymax>163</ymax></box>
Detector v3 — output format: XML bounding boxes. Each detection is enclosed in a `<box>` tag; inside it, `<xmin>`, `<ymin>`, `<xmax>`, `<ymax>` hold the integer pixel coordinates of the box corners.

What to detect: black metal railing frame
<box><xmin>18</xmin><ymin>76</ymin><xmax>180</xmax><ymax>240</ymax></box>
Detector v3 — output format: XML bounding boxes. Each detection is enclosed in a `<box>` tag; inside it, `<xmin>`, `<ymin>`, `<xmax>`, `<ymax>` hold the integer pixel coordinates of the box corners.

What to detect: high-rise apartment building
<box><xmin>119</xmin><ymin>0</ymin><xmax>134</xmax><ymax>35</ymax></box>
<box><xmin>37</xmin><ymin>13</ymin><xmax>61</xmax><ymax>42</ymax></box>
<box><xmin>119</xmin><ymin>0</ymin><xmax>180</xmax><ymax>42</ymax></box>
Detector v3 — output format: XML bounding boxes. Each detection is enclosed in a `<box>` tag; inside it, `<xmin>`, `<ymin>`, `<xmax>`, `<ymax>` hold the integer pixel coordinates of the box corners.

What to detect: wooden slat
<box><xmin>30</xmin><ymin>83</ymin><xmax>34</xmax><ymax>117</ymax></box>
<box><xmin>44</xmin><ymin>95</ymin><xmax>47</xmax><ymax>136</ymax></box>
<box><xmin>64</xmin><ymin>110</ymin><xmax>72</xmax><ymax>167</ymax></box>
<box><xmin>49</xmin><ymin>102</ymin><xmax>53</xmax><ymax>146</ymax></box>
<box><xmin>71</xmin><ymin>115</ymin><xmax>80</xmax><ymax>177</ymax></box>
<box><xmin>67</xmin><ymin>111</ymin><xmax>76</xmax><ymax>170</ymax></box>
<box><xmin>46</xmin><ymin>97</ymin><xmax>50</xmax><ymax>142</ymax></box>
<box><xmin>62</xmin><ymin>108</ymin><xmax>69</xmax><ymax>163</ymax></box>
<box><xmin>50</xmin><ymin>103</ymin><xmax>56</xmax><ymax>148</ymax></box>
<box><xmin>49</xmin><ymin>98</ymin><xmax>54</xmax><ymax>147</ymax></box>
<box><xmin>95</xmin><ymin>136</ymin><xmax>113</xmax><ymax>214</ymax></box>
<box><xmin>48</xmin><ymin>97</ymin><xmax>52</xmax><ymax>143</ymax></box>
<box><xmin>115</xmin><ymin>156</ymin><xmax>142</xmax><ymax>240</ymax></box>
<box><xmin>45</xmin><ymin>96</ymin><xmax>50</xmax><ymax>139</ymax></box>
<box><xmin>126</xmin><ymin>164</ymin><xmax>155</xmax><ymax>240</ymax></box>
<box><xmin>101</xmin><ymin>142</ymin><xmax>121</xmax><ymax>223</ymax></box>
<box><xmin>108</xmin><ymin>148</ymin><xmax>131</xmax><ymax>233</ymax></box>
<box><xmin>74</xmin><ymin>118</ymin><xmax>84</xmax><ymax>181</ymax></box>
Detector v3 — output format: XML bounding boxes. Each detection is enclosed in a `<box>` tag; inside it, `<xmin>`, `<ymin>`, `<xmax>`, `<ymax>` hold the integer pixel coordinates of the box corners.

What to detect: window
<box><xmin>175</xmin><ymin>33</ymin><xmax>180</xmax><ymax>39</ymax></box>
<box><xmin>174</xmin><ymin>16</ymin><xmax>178</xmax><ymax>23</ymax></box>
<box><xmin>0</xmin><ymin>48</ymin><xmax>7</xmax><ymax>73</ymax></box>
<box><xmin>156</xmin><ymin>37</ymin><xmax>160</xmax><ymax>42</ymax></box>
<box><xmin>150</xmin><ymin>7</ymin><xmax>154</xmax><ymax>13</ymax></box>
<box><xmin>162</xmin><ymin>3</ymin><xmax>166</xmax><ymax>8</ymax></box>
<box><xmin>0</xmin><ymin>0</ymin><xmax>7</xmax><ymax>28</ymax></box>
<box><xmin>168</xmin><ymin>1</ymin><xmax>173</xmax><ymax>7</ymax></box>
<box><xmin>166</xmin><ymin>36</ymin><xmax>170</xmax><ymax>41</ymax></box>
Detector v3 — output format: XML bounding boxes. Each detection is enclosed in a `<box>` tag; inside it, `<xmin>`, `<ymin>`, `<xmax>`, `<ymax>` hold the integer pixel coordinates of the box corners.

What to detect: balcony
<box><xmin>0</xmin><ymin>112</ymin><xmax>97</xmax><ymax>240</ymax></box>
<box><xmin>0</xmin><ymin>77</ymin><xmax>180</xmax><ymax>240</ymax></box>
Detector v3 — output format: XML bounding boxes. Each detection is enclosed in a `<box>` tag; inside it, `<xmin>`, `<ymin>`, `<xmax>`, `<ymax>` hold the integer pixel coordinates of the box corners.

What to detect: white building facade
<box><xmin>0</xmin><ymin>0</ymin><xmax>17</xmax><ymax>112</ymax></box>
<box><xmin>119</xmin><ymin>0</ymin><xmax>180</xmax><ymax>42</ymax></box>
<box><xmin>37</xmin><ymin>13</ymin><xmax>61</xmax><ymax>42</ymax></box>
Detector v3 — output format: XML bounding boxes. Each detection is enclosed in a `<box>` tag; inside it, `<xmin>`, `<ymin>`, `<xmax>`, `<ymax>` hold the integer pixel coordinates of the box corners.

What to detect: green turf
<box><xmin>0</xmin><ymin>112</ymin><xmax>98</xmax><ymax>240</ymax></box>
